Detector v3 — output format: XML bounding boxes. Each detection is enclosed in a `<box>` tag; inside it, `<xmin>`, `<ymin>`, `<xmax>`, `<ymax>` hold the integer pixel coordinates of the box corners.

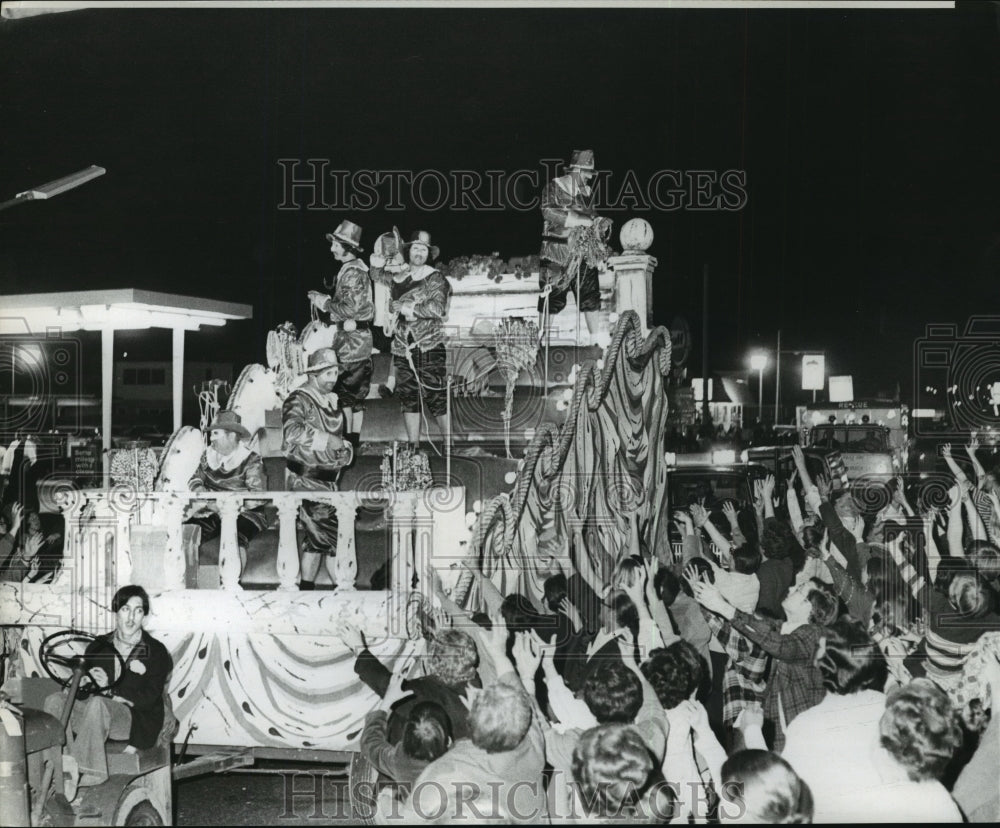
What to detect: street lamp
<box><xmin>0</xmin><ymin>165</ymin><xmax>106</xmax><ymax>212</ymax></box>
<box><xmin>750</xmin><ymin>352</ymin><xmax>768</xmax><ymax>422</ymax></box>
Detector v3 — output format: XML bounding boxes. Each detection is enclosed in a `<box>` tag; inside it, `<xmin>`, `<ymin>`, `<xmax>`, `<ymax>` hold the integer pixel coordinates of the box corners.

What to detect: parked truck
<box><xmin>795</xmin><ymin>402</ymin><xmax>909</xmax><ymax>478</ymax></box>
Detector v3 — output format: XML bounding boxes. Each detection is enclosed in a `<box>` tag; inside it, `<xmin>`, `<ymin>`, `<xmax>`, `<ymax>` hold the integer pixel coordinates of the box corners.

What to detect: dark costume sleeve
<box><xmin>325</xmin><ymin>262</ymin><xmax>374</xmax><ymax>324</ymax></box>
<box><xmin>282</xmin><ymin>391</ymin><xmax>350</xmax><ymax>469</ymax></box>
<box><xmin>354</xmin><ymin>646</ymin><xmax>392</xmax><ymax>697</ymax></box>
<box><xmin>188</xmin><ymin>456</ymin><xmax>210</xmax><ymax>492</ymax></box>
<box><xmin>411</xmin><ymin>272</ymin><xmax>450</xmax><ymax>321</ymax></box>
<box><xmin>244</xmin><ymin>452</ymin><xmax>267</xmax><ymax>492</ymax></box>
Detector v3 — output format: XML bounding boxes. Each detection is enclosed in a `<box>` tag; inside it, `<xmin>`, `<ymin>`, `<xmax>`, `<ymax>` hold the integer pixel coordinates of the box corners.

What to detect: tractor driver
<box><xmin>45</xmin><ymin>585</ymin><xmax>173</xmax><ymax>794</ymax></box>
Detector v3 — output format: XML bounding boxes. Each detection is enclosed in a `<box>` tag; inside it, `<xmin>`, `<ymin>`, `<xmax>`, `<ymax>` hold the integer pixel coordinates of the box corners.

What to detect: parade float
<box><xmin>0</xmin><ymin>221</ymin><xmax>670</xmax><ymax>774</ymax></box>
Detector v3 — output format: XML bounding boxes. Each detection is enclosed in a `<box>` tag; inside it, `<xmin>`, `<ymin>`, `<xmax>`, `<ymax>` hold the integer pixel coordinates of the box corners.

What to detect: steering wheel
<box><xmin>39</xmin><ymin>630</ymin><xmax>126</xmax><ymax>700</ymax></box>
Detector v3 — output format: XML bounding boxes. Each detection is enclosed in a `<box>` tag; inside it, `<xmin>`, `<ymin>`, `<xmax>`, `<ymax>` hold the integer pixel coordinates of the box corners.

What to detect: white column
<box><xmin>275</xmin><ymin>494</ymin><xmax>300</xmax><ymax>591</ymax></box>
<box><xmin>334</xmin><ymin>498</ymin><xmax>358</xmax><ymax>591</ymax></box>
<box><xmin>172</xmin><ymin>327</ymin><xmax>185</xmax><ymax>434</ymax></box>
<box><xmin>217</xmin><ymin>494</ymin><xmax>242</xmax><ymax>591</ymax></box>
<box><xmin>101</xmin><ymin>327</ymin><xmax>114</xmax><ymax>484</ymax></box>
<box><xmin>607</xmin><ymin>254</ymin><xmax>658</xmax><ymax>337</ymax></box>
<box><xmin>389</xmin><ymin>494</ymin><xmax>416</xmax><ymax>637</ymax></box>
<box><xmin>162</xmin><ymin>494</ymin><xmax>188</xmax><ymax>590</ymax></box>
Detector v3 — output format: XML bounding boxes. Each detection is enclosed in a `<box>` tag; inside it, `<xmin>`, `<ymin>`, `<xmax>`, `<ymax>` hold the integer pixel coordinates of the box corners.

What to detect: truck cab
<box><xmin>807</xmin><ymin>423</ymin><xmax>897</xmax><ymax>478</ymax></box>
<box><xmin>662</xmin><ymin>451</ymin><xmax>770</xmax><ymax>560</ymax></box>
<box><xmin>796</xmin><ymin>402</ymin><xmax>909</xmax><ymax>478</ymax></box>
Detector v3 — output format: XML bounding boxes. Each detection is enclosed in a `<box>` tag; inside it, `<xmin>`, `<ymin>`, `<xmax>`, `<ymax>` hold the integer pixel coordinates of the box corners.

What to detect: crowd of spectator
<box><xmin>343</xmin><ymin>438</ymin><xmax>1000</xmax><ymax>823</ymax></box>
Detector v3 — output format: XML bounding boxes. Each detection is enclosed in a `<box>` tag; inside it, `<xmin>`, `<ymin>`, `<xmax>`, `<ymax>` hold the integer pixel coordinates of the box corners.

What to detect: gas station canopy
<box><xmin>0</xmin><ymin>289</ymin><xmax>253</xmax><ymax>479</ymax></box>
<box><xmin>0</xmin><ymin>288</ymin><xmax>252</xmax><ymax>335</ymax></box>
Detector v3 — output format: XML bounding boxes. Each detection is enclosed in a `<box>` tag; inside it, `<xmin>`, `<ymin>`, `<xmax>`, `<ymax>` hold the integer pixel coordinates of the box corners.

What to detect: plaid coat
<box><xmin>730</xmin><ymin>610</ymin><xmax>826</xmax><ymax>751</ymax></box>
<box><xmin>704</xmin><ymin>609</ymin><xmax>769</xmax><ymax>726</ymax></box>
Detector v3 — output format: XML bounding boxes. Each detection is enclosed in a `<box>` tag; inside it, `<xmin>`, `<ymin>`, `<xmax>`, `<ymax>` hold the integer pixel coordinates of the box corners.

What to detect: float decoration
<box><xmin>494</xmin><ymin>318</ymin><xmax>540</xmax><ymax>458</ymax></box>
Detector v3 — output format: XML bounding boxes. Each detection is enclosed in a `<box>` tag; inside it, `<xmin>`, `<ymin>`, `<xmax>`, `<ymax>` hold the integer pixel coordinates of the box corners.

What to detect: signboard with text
<box><xmin>802</xmin><ymin>354</ymin><xmax>825</xmax><ymax>391</ymax></box>
<box><xmin>828</xmin><ymin>375</ymin><xmax>855</xmax><ymax>403</ymax></box>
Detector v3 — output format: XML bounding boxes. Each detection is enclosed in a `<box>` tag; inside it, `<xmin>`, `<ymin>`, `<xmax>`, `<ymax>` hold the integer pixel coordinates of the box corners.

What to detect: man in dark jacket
<box><xmin>45</xmin><ymin>584</ymin><xmax>172</xmax><ymax>790</ymax></box>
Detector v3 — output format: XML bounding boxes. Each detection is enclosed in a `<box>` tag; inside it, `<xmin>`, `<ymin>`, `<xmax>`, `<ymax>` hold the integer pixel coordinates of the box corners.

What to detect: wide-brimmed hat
<box><xmin>304</xmin><ymin>347</ymin><xmax>340</xmax><ymax>374</ymax></box>
<box><xmin>208</xmin><ymin>409</ymin><xmax>251</xmax><ymax>440</ymax></box>
<box><xmin>402</xmin><ymin>230</ymin><xmax>440</xmax><ymax>262</ymax></box>
<box><xmin>325</xmin><ymin>220</ymin><xmax>364</xmax><ymax>252</ymax></box>
<box><xmin>374</xmin><ymin>226</ymin><xmax>405</xmax><ymax>262</ymax></box>
<box><xmin>568</xmin><ymin>149</ymin><xmax>595</xmax><ymax>170</ymax></box>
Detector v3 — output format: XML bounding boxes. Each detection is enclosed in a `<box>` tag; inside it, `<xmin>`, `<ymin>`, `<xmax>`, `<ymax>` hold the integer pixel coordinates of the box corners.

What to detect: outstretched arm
<box><xmin>965</xmin><ymin>436</ymin><xmax>987</xmax><ymax>486</ymax></box>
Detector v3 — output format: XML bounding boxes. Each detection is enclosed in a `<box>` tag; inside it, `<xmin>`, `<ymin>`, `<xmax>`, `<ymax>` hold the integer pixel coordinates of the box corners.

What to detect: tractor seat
<box><xmin>105</xmin><ymin>740</ymin><xmax>169</xmax><ymax>776</ymax></box>
<box><xmin>23</xmin><ymin>708</ymin><xmax>66</xmax><ymax>755</ymax></box>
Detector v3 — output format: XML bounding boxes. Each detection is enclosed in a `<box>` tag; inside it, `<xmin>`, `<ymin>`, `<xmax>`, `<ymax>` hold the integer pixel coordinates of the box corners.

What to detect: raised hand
<box><xmin>735</xmin><ymin>703</ymin><xmax>764</xmax><ymax>733</ymax></box>
<box><xmin>459</xmin><ymin>685</ymin><xmax>482</xmax><ymax>713</ymax></box>
<box><xmin>22</xmin><ymin>533</ymin><xmax>43</xmax><ymax>560</ymax></box>
<box><xmin>967</xmin><ymin>435</ymin><xmax>980</xmax><ymax>454</ymax></box>
<box><xmin>941</xmin><ymin>442</ymin><xmax>952</xmax><ymax>459</ymax></box>
<box><xmin>815</xmin><ymin>474</ymin><xmax>831</xmax><ymax>499</ymax></box>
<box><xmin>559</xmin><ymin>597</ymin><xmax>583</xmax><ymax>634</ymax></box>
<box><xmin>721</xmin><ymin>500</ymin><xmax>739</xmax><ymax>526</ymax></box>
<box><xmin>7</xmin><ymin>502</ymin><xmax>23</xmax><ymax>535</ymax></box>
<box><xmin>512</xmin><ymin>630</ymin><xmax>542</xmax><ymax>681</ymax></box>
<box><xmin>690</xmin><ymin>502</ymin><xmax>710</xmax><ymax>529</ymax></box>
<box><xmin>339</xmin><ymin>623</ymin><xmax>366</xmax><ymax>657</ymax></box>
<box><xmin>381</xmin><ymin>663</ymin><xmax>414</xmax><ymax>709</ymax></box>
<box><xmin>683</xmin><ymin>564</ymin><xmax>730</xmax><ymax>616</ymax></box>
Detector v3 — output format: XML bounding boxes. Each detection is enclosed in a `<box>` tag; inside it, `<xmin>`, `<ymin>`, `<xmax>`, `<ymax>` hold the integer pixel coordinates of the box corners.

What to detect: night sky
<box><xmin>2</xmin><ymin>4</ymin><xmax>999</xmax><ymax>405</ymax></box>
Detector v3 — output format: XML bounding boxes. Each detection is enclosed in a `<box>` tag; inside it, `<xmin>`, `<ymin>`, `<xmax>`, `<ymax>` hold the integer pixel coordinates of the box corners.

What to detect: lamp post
<box><xmin>750</xmin><ymin>352</ymin><xmax>768</xmax><ymax>423</ymax></box>
<box><xmin>0</xmin><ymin>165</ymin><xmax>106</xmax><ymax>212</ymax></box>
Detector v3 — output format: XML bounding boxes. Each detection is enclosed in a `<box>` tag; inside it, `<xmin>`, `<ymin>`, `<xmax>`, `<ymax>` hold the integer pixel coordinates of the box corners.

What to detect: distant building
<box><xmin>113</xmin><ymin>360</ymin><xmax>233</xmax><ymax>436</ymax></box>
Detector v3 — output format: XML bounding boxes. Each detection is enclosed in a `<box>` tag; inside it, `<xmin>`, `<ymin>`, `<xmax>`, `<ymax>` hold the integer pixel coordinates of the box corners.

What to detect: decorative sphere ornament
<box><xmin>620</xmin><ymin>218</ymin><xmax>654</xmax><ymax>253</ymax></box>
<box><xmin>504</xmin><ymin>471</ymin><xmax>517</xmax><ymax>485</ymax></box>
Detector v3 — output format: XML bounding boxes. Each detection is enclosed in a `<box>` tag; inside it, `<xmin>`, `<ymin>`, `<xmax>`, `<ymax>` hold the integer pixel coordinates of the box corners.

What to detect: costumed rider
<box><xmin>185</xmin><ymin>409</ymin><xmax>268</xmax><ymax>582</ymax></box>
<box><xmin>282</xmin><ymin>347</ymin><xmax>354</xmax><ymax>590</ymax></box>
<box><xmin>307</xmin><ymin>219</ymin><xmax>374</xmax><ymax>462</ymax></box>
<box><xmin>386</xmin><ymin>230</ymin><xmax>452</xmax><ymax>451</ymax></box>
<box><xmin>44</xmin><ymin>585</ymin><xmax>173</xmax><ymax>798</ymax></box>
<box><xmin>538</xmin><ymin>148</ymin><xmax>613</xmax><ymax>347</ymax></box>
<box><xmin>369</xmin><ymin>226</ymin><xmax>407</xmax><ymax>399</ymax></box>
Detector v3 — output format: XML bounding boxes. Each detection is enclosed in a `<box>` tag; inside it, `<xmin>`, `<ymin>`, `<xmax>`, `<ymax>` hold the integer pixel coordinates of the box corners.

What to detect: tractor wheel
<box><xmin>121</xmin><ymin>800</ymin><xmax>163</xmax><ymax>826</ymax></box>
<box><xmin>347</xmin><ymin>750</ymin><xmax>380</xmax><ymax>824</ymax></box>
